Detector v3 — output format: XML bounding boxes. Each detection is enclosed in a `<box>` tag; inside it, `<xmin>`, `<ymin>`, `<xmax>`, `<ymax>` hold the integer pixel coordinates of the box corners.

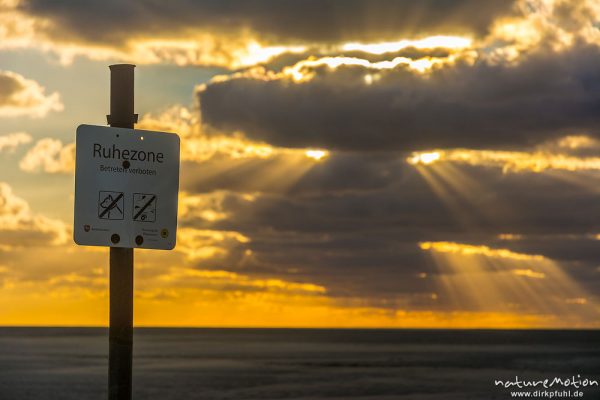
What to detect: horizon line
<box><xmin>0</xmin><ymin>325</ymin><xmax>598</xmax><ymax>331</ymax></box>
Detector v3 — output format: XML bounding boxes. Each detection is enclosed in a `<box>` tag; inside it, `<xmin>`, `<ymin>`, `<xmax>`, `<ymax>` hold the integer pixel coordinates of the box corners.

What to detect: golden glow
<box><xmin>421</xmin><ymin>240</ymin><xmax>599</xmax><ymax>327</ymax></box>
<box><xmin>237</xmin><ymin>42</ymin><xmax>307</xmax><ymax>67</ymax></box>
<box><xmin>512</xmin><ymin>269</ymin><xmax>546</xmax><ymax>279</ymax></box>
<box><xmin>566</xmin><ymin>298</ymin><xmax>588</xmax><ymax>305</ymax></box>
<box><xmin>198</xmin><ymin>209</ymin><xmax>228</xmax><ymax>222</ymax></box>
<box><xmin>123</xmin><ymin>35</ymin><xmax>474</xmax><ymax>70</ymax></box>
<box><xmin>406</xmin><ymin>137</ymin><xmax>600</xmax><ymax>173</ymax></box>
<box><xmin>281</xmin><ymin>55</ymin><xmax>457</xmax><ymax>82</ymax></box>
<box><xmin>206</xmin><ymin>37</ymin><xmax>474</xmax><ymax>85</ymax></box>
<box><xmin>407</xmin><ymin>151</ymin><xmax>441</xmax><ymax>165</ymax></box>
<box><xmin>138</xmin><ymin>106</ymin><xmax>332</xmax><ymax>167</ymax></box>
<box><xmin>178</xmin><ymin>191</ymin><xmax>233</xmax><ymax>224</ymax></box>
<box><xmin>419</xmin><ymin>241</ymin><xmax>546</xmax><ymax>261</ymax></box>
<box><xmin>483</xmin><ymin>0</ymin><xmax>600</xmax><ymax>64</ymax></box>
<box><xmin>342</xmin><ymin>35</ymin><xmax>472</xmax><ymax>54</ymax></box>
<box><xmin>497</xmin><ymin>233</ymin><xmax>523</xmax><ymax>241</ymax></box>
<box><xmin>176</xmin><ymin>227</ymin><xmax>249</xmax><ymax>261</ymax></box>
<box><xmin>2</xmin><ymin>0</ymin><xmax>599</xmax><ymax>70</ymax></box>
<box><xmin>156</xmin><ymin>267</ymin><xmax>326</xmax><ymax>294</ymax></box>
<box><xmin>0</xmin><ymin>290</ymin><xmax>554</xmax><ymax>328</ymax></box>
<box><xmin>363</xmin><ymin>73</ymin><xmax>381</xmax><ymax>85</ymax></box>
<box><xmin>109</xmin><ymin>38</ymin><xmax>308</xmax><ymax>69</ymax></box>
<box><xmin>305</xmin><ymin>149</ymin><xmax>328</xmax><ymax>161</ymax></box>
<box><xmin>0</xmin><ymin>238</ymin><xmax>596</xmax><ymax>328</ymax></box>
<box><xmin>447</xmin><ymin>150</ymin><xmax>600</xmax><ymax>173</ymax></box>
<box><xmin>557</xmin><ymin>135</ymin><xmax>596</xmax><ymax>149</ymax></box>
<box><xmin>0</xmin><ymin>258</ymin><xmax>557</xmax><ymax>328</ymax></box>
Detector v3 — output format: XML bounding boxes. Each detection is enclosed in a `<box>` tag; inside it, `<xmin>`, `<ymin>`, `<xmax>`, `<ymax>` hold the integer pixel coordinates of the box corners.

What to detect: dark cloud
<box><xmin>0</xmin><ymin>73</ymin><xmax>24</xmax><ymax>105</ymax></box>
<box><xmin>199</xmin><ymin>45</ymin><xmax>600</xmax><ymax>151</ymax></box>
<box><xmin>184</xmin><ymin>163</ymin><xmax>600</xmax><ymax>238</ymax></box>
<box><xmin>180</xmin><ymin>152</ymin><xmax>404</xmax><ymax>195</ymax></box>
<box><xmin>180</xmin><ymin>153</ymin><xmax>600</xmax><ymax>310</ymax></box>
<box><xmin>19</xmin><ymin>0</ymin><xmax>515</xmax><ymax>45</ymax></box>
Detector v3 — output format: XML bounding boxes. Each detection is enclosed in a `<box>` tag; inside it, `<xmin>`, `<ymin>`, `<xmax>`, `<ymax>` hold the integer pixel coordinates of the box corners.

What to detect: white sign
<box><xmin>74</xmin><ymin>124</ymin><xmax>180</xmax><ymax>250</ymax></box>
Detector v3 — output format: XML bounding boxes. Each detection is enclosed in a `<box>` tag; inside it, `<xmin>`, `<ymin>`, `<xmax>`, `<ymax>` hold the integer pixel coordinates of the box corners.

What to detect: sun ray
<box><xmin>421</xmin><ymin>241</ymin><xmax>600</xmax><ymax>327</ymax></box>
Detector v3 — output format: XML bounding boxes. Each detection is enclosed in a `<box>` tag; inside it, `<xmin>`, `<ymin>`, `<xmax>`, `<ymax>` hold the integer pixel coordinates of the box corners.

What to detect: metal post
<box><xmin>107</xmin><ymin>64</ymin><xmax>137</xmax><ymax>400</ymax></box>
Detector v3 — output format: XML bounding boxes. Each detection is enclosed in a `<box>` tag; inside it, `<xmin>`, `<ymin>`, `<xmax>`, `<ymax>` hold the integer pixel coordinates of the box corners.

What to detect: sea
<box><xmin>0</xmin><ymin>328</ymin><xmax>598</xmax><ymax>399</ymax></box>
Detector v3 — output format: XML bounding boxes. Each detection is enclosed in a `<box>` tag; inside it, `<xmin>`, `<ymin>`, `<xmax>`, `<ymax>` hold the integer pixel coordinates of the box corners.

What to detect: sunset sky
<box><xmin>0</xmin><ymin>0</ymin><xmax>599</xmax><ymax>328</ymax></box>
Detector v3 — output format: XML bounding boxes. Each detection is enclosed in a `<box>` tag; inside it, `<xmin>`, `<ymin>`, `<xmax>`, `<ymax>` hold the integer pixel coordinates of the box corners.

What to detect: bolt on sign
<box><xmin>74</xmin><ymin>124</ymin><xmax>180</xmax><ymax>250</ymax></box>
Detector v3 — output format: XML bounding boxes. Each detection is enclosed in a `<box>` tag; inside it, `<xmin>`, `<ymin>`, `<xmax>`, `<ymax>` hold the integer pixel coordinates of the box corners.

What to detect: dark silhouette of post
<box><xmin>107</xmin><ymin>64</ymin><xmax>137</xmax><ymax>400</ymax></box>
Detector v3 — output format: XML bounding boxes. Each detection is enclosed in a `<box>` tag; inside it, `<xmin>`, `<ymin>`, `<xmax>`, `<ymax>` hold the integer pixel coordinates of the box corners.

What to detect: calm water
<box><xmin>0</xmin><ymin>328</ymin><xmax>598</xmax><ymax>399</ymax></box>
